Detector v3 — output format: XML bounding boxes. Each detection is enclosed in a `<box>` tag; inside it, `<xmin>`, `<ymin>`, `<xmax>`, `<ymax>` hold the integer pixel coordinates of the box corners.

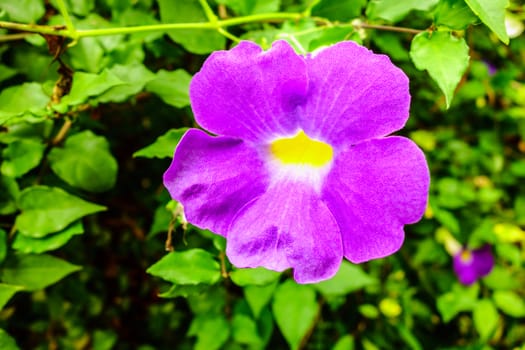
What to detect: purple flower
<box><xmin>163</xmin><ymin>40</ymin><xmax>430</xmax><ymax>283</ymax></box>
<box><xmin>453</xmin><ymin>245</ymin><xmax>494</xmax><ymax>285</ymax></box>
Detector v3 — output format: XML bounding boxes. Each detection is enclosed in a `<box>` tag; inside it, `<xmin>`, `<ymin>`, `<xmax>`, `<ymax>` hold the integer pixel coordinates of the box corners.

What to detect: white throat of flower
<box><xmin>266</xmin><ymin>130</ymin><xmax>334</xmax><ymax>192</ymax></box>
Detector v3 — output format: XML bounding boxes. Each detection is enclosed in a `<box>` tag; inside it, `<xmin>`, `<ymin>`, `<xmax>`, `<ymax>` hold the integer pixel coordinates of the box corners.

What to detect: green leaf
<box><xmin>309</xmin><ymin>27</ymin><xmax>357</xmax><ymax>52</ymax></box>
<box><xmin>133</xmin><ymin>128</ymin><xmax>189</xmax><ymax>159</ymax></box>
<box><xmin>0</xmin><ymin>64</ymin><xmax>17</xmax><ymax>84</ymax></box>
<box><xmin>314</xmin><ymin>261</ymin><xmax>377</xmax><ymax>297</ymax></box>
<box><xmin>118</xmin><ymin>8</ymin><xmax>163</xmax><ymax>43</ymax></box>
<box><xmin>157</xmin><ymin>0</ymin><xmax>225</xmax><ymax>54</ymax></box>
<box><xmin>92</xmin><ymin>330</ymin><xmax>118</xmax><ymax>350</ymax></box>
<box><xmin>188</xmin><ymin>314</ymin><xmax>230</xmax><ymax>350</ymax></box>
<box><xmin>0</xmin><ymin>121</ymin><xmax>53</xmax><ymax>144</ymax></box>
<box><xmin>396</xmin><ymin>323</ymin><xmax>423</xmax><ymax>350</ymax></box>
<box><xmin>371</xmin><ymin>32</ymin><xmax>410</xmax><ymax>61</ymax></box>
<box><xmin>358</xmin><ymin>304</ymin><xmax>379</xmax><ymax>319</ymax></box>
<box><xmin>97</xmin><ymin>63</ymin><xmax>156</xmax><ymax>103</ymax></box>
<box><xmin>15</xmin><ymin>186</ymin><xmax>106</xmax><ymax>238</ymax></box>
<box><xmin>0</xmin><ymin>176</ymin><xmax>19</xmax><ymax>215</ymax></box>
<box><xmin>0</xmin><ymin>329</ymin><xmax>20</xmax><ymax>350</ymax></box>
<box><xmin>410</xmin><ymin>130</ymin><xmax>437</xmax><ymax>151</ymax></box>
<box><xmin>244</xmin><ymin>282</ymin><xmax>277</xmax><ymax>318</ymax></box>
<box><xmin>12</xmin><ymin>221</ymin><xmax>84</xmax><ymax>254</ymax></box>
<box><xmin>0</xmin><ymin>229</ymin><xmax>7</xmax><ymax>265</ymax></box>
<box><xmin>230</xmin><ymin>267</ymin><xmax>281</xmax><ymax>286</ymax></box>
<box><xmin>56</xmin><ymin>70</ymin><xmax>124</xmax><ymax>110</ymax></box>
<box><xmin>483</xmin><ymin>266</ymin><xmax>521</xmax><ymax>290</ymax></box>
<box><xmin>1</xmin><ymin>139</ymin><xmax>46</xmax><ymax>178</ymax></box>
<box><xmin>216</xmin><ymin>0</ymin><xmax>280</xmax><ymax>15</ymax></box>
<box><xmin>145</xmin><ymin>69</ymin><xmax>192</xmax><ymax>108</ymax></box>
<box><xmin>433</xmin><ymin>0</ymin><xmax>479</xmax><ymax>30</ymax></box>
<box><xmin>437</xmin><ymin>284</ymin><xmax>479</xmax><ymax>323</ymax></box>
<box><xmin>410</xmin><ymin>31</ymin><xmax>470</xmax><ymax>108</ymax></box>
<box><xmin>333</xmin><ymin>335</ymin><xmax>355</xmax><ymax>350</ymax></box>
<box><xmin>473</xmin><ymin>299</ymin><xmax>499</xmax><ymax>341</ymax></box>
<box><xmin>60</xmin><ymin>0</ymin><xmax>95</xmax><ymax>16</ymax></box>
<box><xmin>67</xmin><ymin>37</ymin><xmax>105</xmax><ymax>73</ymax></box>
<box><xmin>311</xmin><ymin>0</ymin><xmax>366</xmax><ymax>21</ymax></box>
<box><xmin>366</xmin><ymin>0</ymin><xmax>439</xmax><ymax>22</ymax></box>
<box><xmin>464</xmin><ymin>0</ymin><xmax>509</xmax><ymax>44</ymax></box>
<box><xmin>0</xmin><ymin>83</ymin><xmax>49</xmax><ymax>125</ymax></box>
<box><xmin>0</xmin><ymin>0</ymin><xmax>45</xmax><ymax>23</ymax></box>
<box><xmin>1</xmin><ymin>253</ymin><xmax>81</xmax><ymax>291</ymax></box>
<box><xmin>147</xmin><ymin>204</ymin><xmax>173</xmax><ymax>238</ymax></box>
<box><xmin>493</xmin><ymin>290</ymin><xmax>525</xmax><ymax>317</ymax></box>
<box><xmin>232</xmin><ymin>313</ymin><xmax>262</xmax><ymax>346</ymax></box>
<box><xmin>158</xmin><ymin>284</ymin><xmax>210</xmax><ymax>298</ymax></box>
<box><xmin>0</xmin><ymin>284</ymin><xmax>24</xmax><ymax>310</ymax></box>
<box><xmin>146</xmin><ymin>249</ymin><xmax>221</xmax><ymax>285</ymax></box>
<box><xmin>48</xmin><ymin>131</ymin><xmax>118</xmax><ymax>192</ymax></box>
<box><xmin>272</xmin><ymin>280</ymin><xmax>319</xmax><ymax>350</ymax></box>
<box><xmin>436</xmin><ymin>284</ymin><xmax>479</xmax><ymax>322</ymax></box>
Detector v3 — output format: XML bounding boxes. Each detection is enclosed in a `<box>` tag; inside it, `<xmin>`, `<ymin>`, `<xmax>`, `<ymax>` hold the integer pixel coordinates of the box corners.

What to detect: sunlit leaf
<box><xmin>2</xmin><ymin>253</ymin><xmax>81</xmax><ymax>291</ymax></box>
<box><xmin>0</xmin><ymin>175</ymin><xmax>19</xmax><ymax>216</ymax></box>
<box><xmin>0</xmin><ymin>83</ymin><xmax>49</xmax><ymax>125</ymax></box>
<box><xmin>314</xmin><ymin>261</ymin><xmax>377</xmax><ymax>297</ymax></box>
<box><xmin>133</xmin><ymin>128</ymin><xmax>189</xmax><ymax>159</ymax></box>
<box><xmin>434</xmin><ymin>0</ymin><xmax>479</xmax><ymax>29</ymax></box>
<box><xmin>0</xmin><ymin>139</ymin><xmax>46</xmax><ymax>178</ymax></box>
<box><xmin>493</xmin><ymin>290</ymin><xmax>525</xmax><ymax>317</ymax></box>
<box><xmin>0</xmin><ymin>328</ymin><xmax>20</xmax><ymax>350</ymax></box>
<box><xmin>0</xmin><ymin>284</ymin><xmax>24</xmax><ymax>310</ymax></box>
<box><xmin>230</xmin><ymin>267</ymin><xmax>281</xmax><ymax>286</ymax></box>
<box><xmin>464</xmin><ymin>0</ymin><xmax>509</xmax><ymax>44</ymax></box>
<box><xmin>272</xmin><ymin>280</ymin><xmax>319</xmax><ymax>350</ymax></box>
<box><xmin>97</xmin><ymin>63</ymin><xmax>156</xmax><ymax>103</ymax></box>
<box><xmin>0</xmin><ymin>0</ymin><xmax>45</xmax><ymax>23</ymax></box>
<box><xmin>145</xmin><ymin>69</ymin><xmax>192</xmax><ymax>108</ymax></box>
<box><xmin>188</xmin><ymin>314</ymin><xmax>230</xmax><ymax>350</ymax></box>
<box><xmin>147</xmin><ymin>249</ymin><xmax>221</xmax><ymax>285</ymax></box>
<box><xmin>48</xmin><ymin>131</ymin><xmax>118</xmax><ymax>192</ymax></box>
<box><xmin>312</xmin><ymin>0</ymin><xmax>366</xmax><ymax>21</ymax></box>
<box><xmin>15</xmin><ymin>186</ymin><xmax>106</xmax><ymax>237</ymax></box>
<box><xmin>410</xmin><ymin>31</ymin><xmax>470</xmax><ymax>108</ymax></box>
<box><xmin>473</xmin><ymin>299</ymin><xmax>499</xmax><ymax>341</ymax></box>
<box><xmin>157</xmin><ymin>0</ymin><xmax>225</xmax><ymax>54</ymax></box>
<box><xmin>367</xmin><ymin>0</ymin><xmax>438</xmax><ymax>22</ymax></box>
<box><xmin>244</xmin><ymin>282</ymin><xmax>277</xmax><ymax>318</ymax></box>
<box><xmin>12</xmin><ymin>221</ymin><xmax>84</xmax><ymax>254</ymax></box>
<box><xmin>55</xmin><ymin>69</ymin><xmax>124</xmax><ymax>110</ymax></box>
<box><xmin>436</xmin><ymin>284</ymin><xmax>479</xmax><ymax>322</ymax></box>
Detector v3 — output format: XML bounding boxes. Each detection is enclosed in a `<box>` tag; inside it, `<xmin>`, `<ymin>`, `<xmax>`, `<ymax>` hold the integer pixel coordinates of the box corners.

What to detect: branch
<box><xmin>0</xmin><ymin>12</ymin><xmax>303</xmax><ymax>39</ymax></box>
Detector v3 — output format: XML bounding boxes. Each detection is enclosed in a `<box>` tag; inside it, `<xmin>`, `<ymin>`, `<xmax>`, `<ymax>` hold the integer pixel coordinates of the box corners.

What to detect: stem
<box><xmin>0</xmin><ymin>12</ymin><xmax>302</xmax><ymax>39</ymax></box>
<box><xmin>0</xmin><ymin>33</ymin><xmax>34</xmax><ymax>42</ymax></box>
<box><xmin>198</xmin><ymin>0</ymin><xmax>219</xmax><ymax>24</ymax></box>
<box><xmin>0</xmin><ymin>21</ymin><xmax>68</xmax><ymax>36</ymax></box>
<box><xmin>51</xmin><ymin>118</ymin><xmax>72</xmax><ymax>146</ymax></box>
<box><xmin>54</xmin><ymin>0</ymin><xmax>77</xmax><ymax>38</ymax></box>
<box><xmin>218</xmin><ymin>27</ymin><xmax>241</xmax><ymax>43</ymax></box>
<box><xmin>219</xmin><ymin>251</ymin><xmax>229</xmax><ymax>279</ymax></box>
<box><xmin>355</xmin><ymin>22</ymin><xmax>424</xmax><ymax>35</ymax></box>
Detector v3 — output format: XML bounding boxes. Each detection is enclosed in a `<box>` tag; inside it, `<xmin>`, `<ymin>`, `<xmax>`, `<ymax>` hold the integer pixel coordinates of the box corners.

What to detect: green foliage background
<box><xmin>0</xmin><ymin>0</ymin><xmax>524</xmax><ymax>349</ymax></box>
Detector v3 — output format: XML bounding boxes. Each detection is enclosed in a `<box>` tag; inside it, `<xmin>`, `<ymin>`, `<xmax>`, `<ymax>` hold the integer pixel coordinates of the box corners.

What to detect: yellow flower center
<box><xmin>460</xmin><ymin>250</ymin><xmax>472</xmax><ymax>263</ymax></box>
<box><xmin>270</xmin><ymin>130</ymin><xmax>333</xmax><ymax>167</ymax></box>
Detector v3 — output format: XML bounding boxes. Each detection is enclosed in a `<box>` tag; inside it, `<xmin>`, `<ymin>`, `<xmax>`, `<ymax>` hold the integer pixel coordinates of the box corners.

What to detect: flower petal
<box><xmin>298</xmin><ymin>41</ymin><xmax>410</xmax><ymax>147</ymax></box>
<box><xmin>472</xmin><ymin>245</ymin><xmax>494</xmax><ymax>277</ymax></box>
<box><xmin>453</xmin><ymin>246</ymin><xmax>494</xmax><ymax>286</ymax></box>
<box><xmin>190</xmin><ymin>40</ymin><xmax>308</xmax><ymax>141</ymax></box>
<box><xmin>322</xmin><ymin>136</ymin><xmax>429</xmax><ymax>263</ymax></box>
<box><xmin>163</xmin><ymin>129</ymin><xmax>268</xmax><ymax>235</ymax></box>
<box><xmin>226</xmin><ymin>181</ymin><xmax>342</xmax><ymax>283</ymax></box>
